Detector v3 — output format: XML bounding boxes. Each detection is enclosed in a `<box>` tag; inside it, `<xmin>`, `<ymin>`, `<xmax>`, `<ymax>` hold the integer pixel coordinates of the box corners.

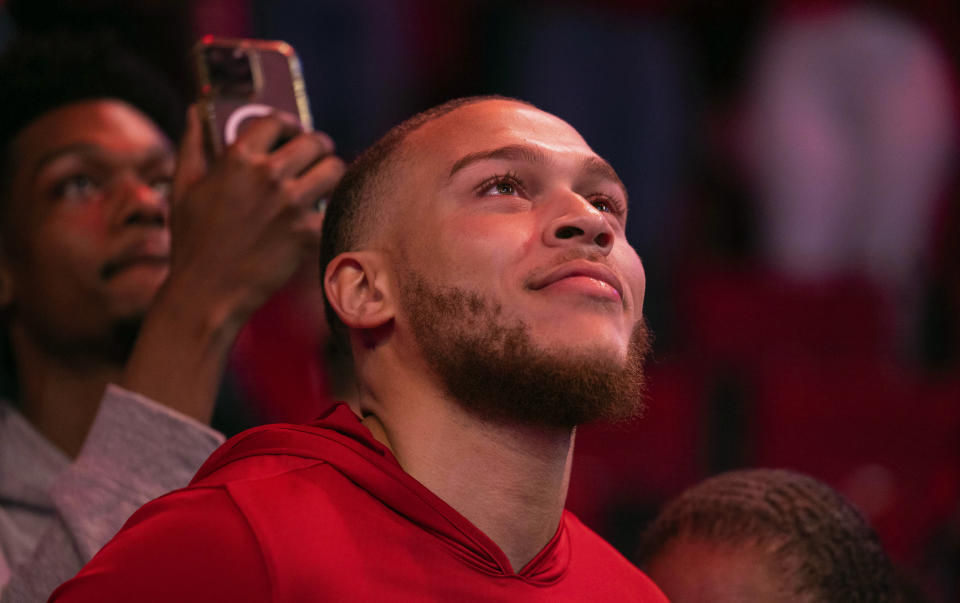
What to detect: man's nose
<box><xmin>114</xmin><ymin>175</ymin><xmax>169</xmax><ymax>227</ymax></box>
<box><xmin>543</xmin><ymin>192</ymin><xmax>615</xmax><ymax>253</ymax></box>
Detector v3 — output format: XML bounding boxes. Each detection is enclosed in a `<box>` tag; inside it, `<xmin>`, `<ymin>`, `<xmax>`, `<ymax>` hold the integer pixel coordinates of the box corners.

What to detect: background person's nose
<box><xmin>114</xmin><ymin>176</ymin><xmax>169</xmax><ymax>227</ymax></box>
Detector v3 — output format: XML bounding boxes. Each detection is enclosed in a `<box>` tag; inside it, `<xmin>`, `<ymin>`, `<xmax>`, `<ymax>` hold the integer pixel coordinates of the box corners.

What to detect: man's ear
<box><xmin>324</xmin><ymin>251</ymin><xmax>394</xmax><ymax>330</ymax></box>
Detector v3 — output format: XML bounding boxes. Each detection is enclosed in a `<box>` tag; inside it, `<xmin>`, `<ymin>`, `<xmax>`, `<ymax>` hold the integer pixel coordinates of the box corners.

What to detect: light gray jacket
<box><xmin>0</xmin><ymin>385</ymin><xmax>224</xmax><ymax>602</ymax></box>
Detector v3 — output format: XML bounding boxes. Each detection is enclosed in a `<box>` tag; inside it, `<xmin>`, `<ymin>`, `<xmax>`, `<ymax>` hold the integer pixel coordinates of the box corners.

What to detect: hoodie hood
<box><xmin>191</xmin><ymin>403</ymin><xmax>570</xmax><ymax>584</ymax></box>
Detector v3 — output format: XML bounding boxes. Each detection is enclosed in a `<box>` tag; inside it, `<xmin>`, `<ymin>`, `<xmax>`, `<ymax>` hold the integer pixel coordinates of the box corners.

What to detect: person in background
<box><xmin>0</xmin><ymin>32</ymin><xmax>343</xmax><ymax>601</ymax></box>
<box><xmin>739</xmin><ymin>5</ymin><xmax>956</xmax><ymax>337</ymax></box>
<box><xmin>637</xmin><ymin>468</ymin><xmax>904</xmax><ymax>602</ymax></box>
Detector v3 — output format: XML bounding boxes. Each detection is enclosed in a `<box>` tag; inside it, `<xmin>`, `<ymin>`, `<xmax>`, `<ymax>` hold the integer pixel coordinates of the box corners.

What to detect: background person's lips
<box><xmin>101</xmin><ymin>238</ymin><xmax>171</xmax><ymax>279</ymax></box>
<box><xmin>100</xmin><ymin>254</ymin><xmax>170</xmax><ymax>279</ymax></box>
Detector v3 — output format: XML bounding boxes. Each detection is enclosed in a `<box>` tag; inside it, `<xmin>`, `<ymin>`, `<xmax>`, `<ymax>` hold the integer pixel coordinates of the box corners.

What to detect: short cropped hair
<box><xmin>637</xmin><ymin>469</ymin><xmax>898</xmax><ymax>602</ymax></box>
<box><xmin>318</xmin><ymin>94</ymin><xmax>533</xmax><ymax>343</ymax></box>
<box><xmin>0</xmin><ymin>31</ymin><xmax>184</xmax><ymax>208</ymax></box>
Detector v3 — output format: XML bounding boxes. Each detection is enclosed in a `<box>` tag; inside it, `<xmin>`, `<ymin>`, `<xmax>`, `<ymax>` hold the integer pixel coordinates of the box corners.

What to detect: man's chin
<box><xmin>442</xmin><ymin>344</ymin><xmax>647</xmax><ymax>430</ymax></box>
<box><xmin>537</xmin><ymin>330</ymin><xmax>635</xmax><ymax>364</ymax></box>
<box><xmin>525</xmin><ymin>304</ymin><xmax>637</xmax><ymax>351</ymax></box>
<box><xmin>399</xmin><ymin>268</ymin><xmax>651</xmax><ymax>430</ymax></box>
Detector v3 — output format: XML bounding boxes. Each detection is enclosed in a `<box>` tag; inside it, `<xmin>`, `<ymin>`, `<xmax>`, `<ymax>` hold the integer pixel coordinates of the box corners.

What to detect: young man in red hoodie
<box><xmin>52</xmin><ymin>96</ymin><xmax>667</xmax><ymax>601</ymax></box>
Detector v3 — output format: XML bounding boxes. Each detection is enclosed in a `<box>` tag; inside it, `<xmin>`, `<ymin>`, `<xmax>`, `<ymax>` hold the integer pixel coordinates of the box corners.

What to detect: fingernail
<box><xmin>314</xmin><ymin>131</ymin><xmax>335</xmax><ymax>153</ymax></box>
<box><xmin>274</xmin><ymin>110</ymin><xmax>302</xmax><ymax>130</ymax></box>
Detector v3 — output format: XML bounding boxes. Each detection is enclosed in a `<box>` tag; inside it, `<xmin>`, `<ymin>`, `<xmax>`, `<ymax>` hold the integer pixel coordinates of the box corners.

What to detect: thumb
<box><xmin>172</xmin><ymin>105</ymin><xmax>208</xmax><ymax>205</ymax></box>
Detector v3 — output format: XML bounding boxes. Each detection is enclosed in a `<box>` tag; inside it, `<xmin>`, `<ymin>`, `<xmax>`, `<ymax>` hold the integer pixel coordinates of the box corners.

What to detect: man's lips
<box><xmin>528</xmin><ymin>260</ymin><xmax>624</xmax><ymax>302</ymax></box>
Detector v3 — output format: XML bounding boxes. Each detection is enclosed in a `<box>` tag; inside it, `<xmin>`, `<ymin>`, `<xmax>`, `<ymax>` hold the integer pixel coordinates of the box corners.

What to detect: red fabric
<box><xmin>230</xmin><ymin>283</ymin><xmax>334</xmax><ymax>424</ymax></box>
<box><xmin>51</xmin><ymin>404</ymin><xmax>668</xmax><ymax>602</ymax></box>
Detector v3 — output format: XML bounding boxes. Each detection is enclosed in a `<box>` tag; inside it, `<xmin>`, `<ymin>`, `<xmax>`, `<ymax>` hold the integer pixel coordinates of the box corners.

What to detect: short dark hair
<box><xmin>0</xmin><ymin>31</ymin><xmax>184</xmax><ymax>208</ymax></box>
<box><xmin>318</xmin><ymin>94</ymin><xmax>534</xmax><ymax>344</ymax></box>
<box><xmin>637</xmin><ymin>469</ymin><xmax>899</xmax><ymax>602</ymax></box>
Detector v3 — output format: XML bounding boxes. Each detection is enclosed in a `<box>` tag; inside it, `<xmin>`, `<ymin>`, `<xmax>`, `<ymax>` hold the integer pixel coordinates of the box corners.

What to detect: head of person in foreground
<box><xmin>637</xmin><ymin>468</ymin><xmax>902</xmax><ymax>603</ymax></box>
<box><xmin>319</xmin><ymin>96</ymin><xmax>651</xmax><ymax>431</ymax></box>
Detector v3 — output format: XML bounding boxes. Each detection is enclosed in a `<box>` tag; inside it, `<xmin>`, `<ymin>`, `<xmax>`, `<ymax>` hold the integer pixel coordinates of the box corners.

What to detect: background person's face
<box><xmin>390</xmin><ymin>100</ymin><xmax>646</xmax><ymax>368</ymax></box>
<box><xmin>0</xmin><ymin>99</ymin><xmax>174</xmax><ymax>351</ymax></box>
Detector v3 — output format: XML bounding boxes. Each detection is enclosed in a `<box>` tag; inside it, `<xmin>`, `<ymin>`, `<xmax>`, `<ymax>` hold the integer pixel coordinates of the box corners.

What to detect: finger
<box><xmin>231</xmin><ymin>114</ymin><xmax>301</xmax><ymax>155</ymax></box>
<box><xmin>172</xmin><ymin>105</ymin><xmax>208</xmax><ymax>205</ymax></box>
<box><xmin>298</xmin><ymin>210</ymin><xmax>326</xmax><ymax>238</ymax></box>
<box><xmin>287</xmin><ymin>155</ymin><xmax>346</xmax><ymax>208</ymax></box>
<box><xmin>294</xmin><ymin>212</ymin><xmax>326</xmax><ymax>257</ymax></box>
<box><xmin>266</xmin><ymin>131</ymin><xmax>335</xmax><ymax>180</ymax></box>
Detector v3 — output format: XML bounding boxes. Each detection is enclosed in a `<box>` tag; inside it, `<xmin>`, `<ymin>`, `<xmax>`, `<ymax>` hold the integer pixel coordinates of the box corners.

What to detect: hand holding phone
<box><xmin>119</xmin><ymin>37</ymin><xmax>341</xmax><ymax>436</ymax></box>
<box><xmin>162</xmin><ymin>38</ymin><xmax>343</xmax><ymax>327</ymax></box>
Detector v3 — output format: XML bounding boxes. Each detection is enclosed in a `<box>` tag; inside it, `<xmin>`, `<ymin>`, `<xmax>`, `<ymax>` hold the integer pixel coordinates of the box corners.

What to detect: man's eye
<box><xmin>589</xmin><ymin>195</ymin><xmax>624</xmax><ymax>216</ymax></box>
<box><xmin>477</xmin><ymin>173</ymin><xmax>524</xmax><ymax>197</ymax></box>
<box><xmin>593</xmin><ymin>199</ymin><xmax>612</xmax><ymax>213</ymax></box>
<box><xmin>54</xmin><ymin>174</ymin><xmax>99</xmax><ymax>201</ymax></box>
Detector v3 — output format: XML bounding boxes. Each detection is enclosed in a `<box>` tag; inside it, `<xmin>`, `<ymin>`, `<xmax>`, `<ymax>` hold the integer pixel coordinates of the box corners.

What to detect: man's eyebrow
<box><xmin>447</xmin><ymin>143</ymin><xmax>628</xmax><ymax>202</ymax></box>
<box><xmin>582</xmin><ymin>155</ymin><xmax>628</xmax><ymax>204</ymax></box>
<box><xmin>448</xmin><ymin>144</ymin><xmax>547</xmax><ymax>179</ymax></box>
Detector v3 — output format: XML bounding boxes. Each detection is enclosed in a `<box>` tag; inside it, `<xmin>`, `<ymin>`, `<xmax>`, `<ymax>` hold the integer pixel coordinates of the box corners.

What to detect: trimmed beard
<box><xmin>398</xmin><ymin>268</ymin><xmax>651</xmax><ymax>429</ymax></box>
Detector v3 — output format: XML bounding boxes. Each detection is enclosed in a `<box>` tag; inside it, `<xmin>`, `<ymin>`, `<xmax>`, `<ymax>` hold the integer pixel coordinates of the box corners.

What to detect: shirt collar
<box><xmin>0</xmin><ymin>401</ymin><xmax>70</xmax><ymax>508</ymax></box>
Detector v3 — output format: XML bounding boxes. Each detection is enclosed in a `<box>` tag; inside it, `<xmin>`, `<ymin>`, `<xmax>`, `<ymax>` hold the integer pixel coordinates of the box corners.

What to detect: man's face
<box><xmin>1</xmin><ymin>99</ymin><xmax>174</xmax><ymax>354</ymax></box>
<box><xmin>386</xmin><ymin>100</ymin><xmax>647</xmax><ymax>425</ymax></box>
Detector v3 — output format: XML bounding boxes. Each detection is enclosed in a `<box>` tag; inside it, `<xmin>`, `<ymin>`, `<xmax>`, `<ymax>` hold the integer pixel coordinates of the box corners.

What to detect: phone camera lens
<box><xmin>205</xmin><ymin>45</ymin><xmax>255</xmax><ymax>98</ymax></box>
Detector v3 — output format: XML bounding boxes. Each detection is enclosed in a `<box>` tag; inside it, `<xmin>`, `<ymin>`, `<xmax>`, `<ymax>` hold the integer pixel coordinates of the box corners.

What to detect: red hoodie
<box><xmin>51</xmin><ymin>404</ymin><xmax>668</xmax><ymax>602</ymax></box>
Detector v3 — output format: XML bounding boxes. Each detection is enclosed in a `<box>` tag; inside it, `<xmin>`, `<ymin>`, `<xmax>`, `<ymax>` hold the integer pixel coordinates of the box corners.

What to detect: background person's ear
<box><xmin>324</xmin><ymin>251</ymin><xmax>395</xmax><ymax>331</ymax></box>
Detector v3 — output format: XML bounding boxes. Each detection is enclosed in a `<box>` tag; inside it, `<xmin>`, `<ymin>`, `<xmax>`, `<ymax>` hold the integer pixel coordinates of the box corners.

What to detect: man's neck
<box><xmin>10</xmin><ymin>325</ymin><xmax>124</xmax><ymax>458</ymax></box>
<box><xmin>358</xmin><ymin>365</ymin><xmax>575</xmax><ymax>572</ymax></box>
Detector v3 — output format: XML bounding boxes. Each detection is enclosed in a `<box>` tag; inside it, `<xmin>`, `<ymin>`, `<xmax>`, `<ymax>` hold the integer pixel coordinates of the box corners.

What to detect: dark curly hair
<box><xmin>0</xmin><ymin>30</ymin><xmax>184</xmax><ymax>399</ymax></box>
<box><xmin>637</xmin><ymin>468</ymin><xmax>899</xmax><ymax>602</ymax></box>
<box><xmin>0</xmin><ymin>30</ymin><xmax>184</xmax><ymax>206</ymax></box>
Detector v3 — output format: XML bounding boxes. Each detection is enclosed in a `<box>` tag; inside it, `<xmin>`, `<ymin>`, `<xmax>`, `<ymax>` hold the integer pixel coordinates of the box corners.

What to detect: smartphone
<box><xmin>193</xmin><ymin>36</ymin><xmax>314</xmax><ymax>156</ymax></box>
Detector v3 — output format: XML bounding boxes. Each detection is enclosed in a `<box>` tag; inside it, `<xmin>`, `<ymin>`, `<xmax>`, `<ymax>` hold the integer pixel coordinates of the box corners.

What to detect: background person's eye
<box><xmin>54</xmin><ymin>174</ymin><xmax>99</xmax><ymax>202</ymax></box>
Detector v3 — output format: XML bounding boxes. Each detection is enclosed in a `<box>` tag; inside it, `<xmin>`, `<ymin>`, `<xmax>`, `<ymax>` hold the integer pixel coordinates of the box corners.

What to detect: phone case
<box><xmin>194</xmin><ymin>36</ymin><xmax>314</xmax><ymax>156</ymax></box>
